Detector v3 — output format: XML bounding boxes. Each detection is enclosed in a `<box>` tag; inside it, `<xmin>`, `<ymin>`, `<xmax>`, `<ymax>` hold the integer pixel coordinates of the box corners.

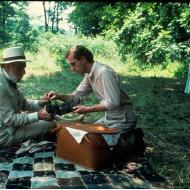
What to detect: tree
<box><xmin>115</xmin><ymin>3</ymin><xmax>190</xmax><ymax>65</ymax></box>
<box><xmin>42</xmin><ymin>1</ymin><xmax>69</xmax><ymax>33</ymax></box>
<box><xmin>68</xmin><ymin>2</ymin><xmax>110</xmax><ymax>36</ymax></box>
<box><xmin>0</xmin><ymin>1</ymin><xmax>15</xmax><ymax>45</ymax></box>
<box><xmin>0</xmin><ymin>1</ymin><xmax>33</xmax><ymax>48</ymax></box>
<box><xmin>68</xmin><ymin>2</ymin><xmax>136</xmax><ymax>37</ymax></box>
<box><xmin>8</xmin><ymin>2</ymin><xmax>31</xmax><ymax>47</ymax></box>
<box><xmin>42</xmin><ymin>1</ymin><xmax>48</xmax><ymax>32</ymax></box>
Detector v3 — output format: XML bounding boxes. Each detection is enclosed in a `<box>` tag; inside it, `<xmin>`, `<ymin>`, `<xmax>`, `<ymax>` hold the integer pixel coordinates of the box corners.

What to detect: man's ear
<box><xmin>81</xmin><ymin>56</ymin><xmax>87</xmax><ymax>63</ymax></box>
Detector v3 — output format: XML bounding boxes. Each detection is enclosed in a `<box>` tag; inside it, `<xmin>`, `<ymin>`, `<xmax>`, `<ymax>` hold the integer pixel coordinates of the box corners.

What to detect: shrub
<box><xmin>37</xmin><ymin>33</ymin><xmax>119</xmax><ymax>71</ymax></box>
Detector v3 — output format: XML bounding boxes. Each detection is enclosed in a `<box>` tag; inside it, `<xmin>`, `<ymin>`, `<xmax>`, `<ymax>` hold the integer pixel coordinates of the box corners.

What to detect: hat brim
<box><xmin>0</xmin><ymin>59</ymin><xmax>31</xmax><ymax>64</ymax></box>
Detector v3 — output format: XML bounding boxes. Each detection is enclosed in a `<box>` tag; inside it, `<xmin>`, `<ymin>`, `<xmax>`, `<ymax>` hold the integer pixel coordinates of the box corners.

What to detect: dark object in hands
<box><xmin>46</xmin><ymin>101</ymin><xmax>73</xmax><ymax>115</ymax></box>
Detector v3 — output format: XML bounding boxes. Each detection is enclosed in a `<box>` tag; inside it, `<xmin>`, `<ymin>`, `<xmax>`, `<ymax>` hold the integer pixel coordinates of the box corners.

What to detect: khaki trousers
<box><xmin>4</xmin><ymin>120</ymin><xmax>56</xmax><ymax>147</ymax></box>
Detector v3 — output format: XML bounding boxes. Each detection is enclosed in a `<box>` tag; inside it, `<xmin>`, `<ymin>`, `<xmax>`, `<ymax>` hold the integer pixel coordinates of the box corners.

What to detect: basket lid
<box><xmin>57</xmin><ymin>122</ymin><xmax>120</xmax><ymax>134</ymax></box>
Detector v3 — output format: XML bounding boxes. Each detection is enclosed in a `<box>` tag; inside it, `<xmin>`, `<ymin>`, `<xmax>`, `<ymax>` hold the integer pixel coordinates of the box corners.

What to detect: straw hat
<box><xmin>1</xmin><ymin>47</ymin><xmax>31</xmax><ymax>64</ymax></box>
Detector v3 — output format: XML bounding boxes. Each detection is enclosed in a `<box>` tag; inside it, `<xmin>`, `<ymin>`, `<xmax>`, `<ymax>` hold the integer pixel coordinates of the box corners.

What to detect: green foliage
<box><xmin>68</xmin><ymin>2</ymin><xmax>136</xmax><ymax>38</ymax></box>
<box><xmin>0</xmin><ymin>1</ymin><xmax>35</xmax><ymax>49</ymax></box>
<box><xmin>68</xmin><ymin>2</ymin><xmax>190</xmax><ymax>78</ymax></box>
<box><xmin>36</xmin><ymin>32</ymin><xmax>119</xmax><ymax>71</ymax></box>
<box><xmin>8</xmin><ymin>3</ymin><xmax>30</xmax><ymax>47</ymax></box>
<box><xmin>25</xmin><ymin>29</ymin><xmax>40</xmax><ymax>52</ymax></box>
<box><xmin>68</xmin><ymin>2</ymin><xmax>110</xmax><ymax>36</ymax></box>
<box><xmin>115</xmin><ymin>3</ymin><xmax>190</xmax><ymax>70</ymax></box>
<box><xmin>0</xmin><ymin>1</ymin><xmax>15</xmax><ymax>45</ymax></box>
<box><xmin>99</xmin><ymin>2</ymin><xmax>136</xmax><ymax>39</ymax></box>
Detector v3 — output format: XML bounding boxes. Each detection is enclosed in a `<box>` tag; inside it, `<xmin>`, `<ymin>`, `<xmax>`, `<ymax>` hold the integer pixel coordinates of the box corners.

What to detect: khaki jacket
<box><xmin>0</xmin><ymin>68</ymin><xmax>40</xmax><ymax>146</ymax></box>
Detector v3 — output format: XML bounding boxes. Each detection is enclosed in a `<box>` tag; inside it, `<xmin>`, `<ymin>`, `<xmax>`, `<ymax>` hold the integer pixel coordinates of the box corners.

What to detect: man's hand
<box><xmin>38</xmin><ymin>108</ymin><xmax>54</xmax><ymax>121</ymax></box>
<box><xmin>42</xmin><ymin>91</ymin><xmax>60</xmax><ymax>100</ymax></box>
<box><xmin>73</xmin><ymin>105</ymin><xmax>90</xmax><ymax>114</ymax></box>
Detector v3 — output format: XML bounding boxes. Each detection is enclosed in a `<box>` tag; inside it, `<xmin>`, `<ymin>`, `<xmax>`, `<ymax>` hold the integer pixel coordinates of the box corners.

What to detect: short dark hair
<box><xmin>65</xmin><ymin>45</ymin><xmax>94</xmax><ymax>63</ymax></box>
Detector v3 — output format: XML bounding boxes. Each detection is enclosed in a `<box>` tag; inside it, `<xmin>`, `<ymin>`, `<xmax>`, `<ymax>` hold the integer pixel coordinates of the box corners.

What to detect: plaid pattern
<box><xmin>0</xmin><ymin>144</ymin><xmax>169</xmax><ymax>189</ymax></box>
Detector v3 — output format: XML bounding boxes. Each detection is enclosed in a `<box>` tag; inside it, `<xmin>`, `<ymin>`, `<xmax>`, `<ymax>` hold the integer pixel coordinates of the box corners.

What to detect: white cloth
<box><xmin>66</xmin><ymin>126</ymin><xmax>120</xmax><ymax>147</ymax></box>
<box><xmin>66</xmin><ymin>127</ymin><xmax>87</xmax><ymax>143</ymax></box>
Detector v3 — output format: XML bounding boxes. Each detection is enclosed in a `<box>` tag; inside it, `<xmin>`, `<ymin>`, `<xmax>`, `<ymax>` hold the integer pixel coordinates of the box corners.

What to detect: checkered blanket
<box><xmin>0</xmin><ymin>144</ymin><xmax>169</xmax><ymax>189</ymax></box>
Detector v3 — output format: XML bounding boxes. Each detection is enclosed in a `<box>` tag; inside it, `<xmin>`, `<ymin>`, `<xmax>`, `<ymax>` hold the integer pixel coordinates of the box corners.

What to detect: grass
<box><xmin>19</xmin><ymin>50</ymin><xmax>190</xmax><ymax>188</ymax></box>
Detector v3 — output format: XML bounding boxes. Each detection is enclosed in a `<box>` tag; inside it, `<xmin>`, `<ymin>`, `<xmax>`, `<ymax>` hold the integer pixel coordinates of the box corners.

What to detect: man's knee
<box><xmin>12</xmin><ymin>121</ymin><xmax>56</xmax><ymax>145</ymax></box>
<box><xmin>37</xmin><ymin>120</ymin><xmax>56</xmax><ymax>129</ymax></box>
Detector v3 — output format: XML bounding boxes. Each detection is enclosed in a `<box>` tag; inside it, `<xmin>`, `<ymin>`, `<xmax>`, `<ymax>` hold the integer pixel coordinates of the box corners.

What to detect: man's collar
<box><xmin>88</xmin><ymin>61</ymin><xmax>97</xmax><ymax>79</ymax></box>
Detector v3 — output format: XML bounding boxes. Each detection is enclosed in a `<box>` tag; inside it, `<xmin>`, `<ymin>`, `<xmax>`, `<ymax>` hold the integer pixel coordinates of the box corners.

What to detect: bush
<box><xmin>114</xmin><ymin>3</ymin><xmax>190</xmax><ymax>76</ymax></box>
<box><xmin>36</xmin><ymin>33</ymin><xmax>119</xmax><ymax>71</ymax></box>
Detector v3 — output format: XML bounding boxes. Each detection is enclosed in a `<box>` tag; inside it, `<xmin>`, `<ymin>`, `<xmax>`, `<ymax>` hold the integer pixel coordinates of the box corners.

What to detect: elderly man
<box><xmin>44</xmin><ymin>45</ymin><xmax>145</xmax><ymax>157</ymax></box>
<box><xmin>0</xmin><ymin>46</ymin><xmax>56</xmax><ymax>147</ymax></box>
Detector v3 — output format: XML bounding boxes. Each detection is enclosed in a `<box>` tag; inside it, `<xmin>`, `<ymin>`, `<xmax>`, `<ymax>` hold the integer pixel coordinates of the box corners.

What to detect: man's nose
<box><xmin>21</xmin><ymin>69</ymin><xmax>25</xmax><ymax>77</ymax></box>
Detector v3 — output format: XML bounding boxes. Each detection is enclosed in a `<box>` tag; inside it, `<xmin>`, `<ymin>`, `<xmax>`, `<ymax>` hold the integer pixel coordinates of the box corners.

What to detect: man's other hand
<box><xmin>42</xmin><ymin>91</ymin><xmax>59</xmax><ymax>100</ymax></box>
<box><xmin>73</xmin><ymin>105</ymin><xmax>90</xmax><ymax>114</ymax></box>
<box><xmin>38</xmin><ymin>108</ymin><xmax>54</xmax><ymax>121</ymax></box>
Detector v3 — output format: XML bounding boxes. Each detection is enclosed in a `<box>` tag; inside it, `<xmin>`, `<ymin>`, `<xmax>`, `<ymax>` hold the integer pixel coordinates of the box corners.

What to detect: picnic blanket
<box><xmin>0</xmin><ymin>142</ymin><xmax>170</xmax><ymax>189</ymax></box>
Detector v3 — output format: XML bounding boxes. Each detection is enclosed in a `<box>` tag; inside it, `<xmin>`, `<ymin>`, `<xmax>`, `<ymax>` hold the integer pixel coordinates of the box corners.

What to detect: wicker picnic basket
<box><xmin>55</xmin><ymin>122</ymin><xmax>119</xmax><ymax>170</ymax></box>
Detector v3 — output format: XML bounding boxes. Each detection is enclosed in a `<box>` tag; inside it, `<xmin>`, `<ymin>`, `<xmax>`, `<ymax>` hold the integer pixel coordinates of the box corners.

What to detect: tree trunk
<box><xmin>51</xmin><ymin>2</ymin><xmax>56</xmax><ymax>33</ymax></box>
<box><xmin>56</xmin><ymin>3</ymin><xmax>59</xmax><ymax>32</ymax></box>
<box><xmin>42</xmin><ymin>1</ymin><xmax>48</xmax><ymax>32</ymax></box>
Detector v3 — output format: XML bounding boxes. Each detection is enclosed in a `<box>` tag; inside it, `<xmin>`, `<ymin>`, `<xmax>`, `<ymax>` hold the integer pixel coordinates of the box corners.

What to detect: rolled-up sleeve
<box><xmin>28</xmin><ymin>112</ymin><xmax>39</xmax><ymax>123</ymax></box>
<box><xmin>3</xmin><ymin>111</ymin><xmax>32</xmax><ymax>127</ymax></box>
<box><xmin>99</xmin><ymin>69</ymin><xmax>120</xmax><ymax>110</ymax></box>
<box><xmin>19</xmin><ymin>92</ymin><xmax>41</xmax><ymax>112</ymax></box>
<box><xmin>25</xmin><ymin>100</ymin><xmax>41</xmax><ymax>111</ymax></box>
